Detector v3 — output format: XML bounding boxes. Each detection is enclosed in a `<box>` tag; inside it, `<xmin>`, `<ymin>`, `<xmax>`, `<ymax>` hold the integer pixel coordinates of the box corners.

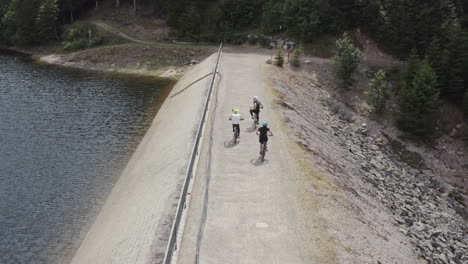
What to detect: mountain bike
<box><xmin>260</xmin><ymin>142</ymin><xmax>267</xmax><ymax>161</ymax></box>
<box><xmin>233</xmin><ymin>126</ymin><xmax>239</xmax><ymax>144</ymax></box>
<box><xmin>251</xmin><ymin>110</ymin><xmax>259</xmax><ymax>128</ymax></box>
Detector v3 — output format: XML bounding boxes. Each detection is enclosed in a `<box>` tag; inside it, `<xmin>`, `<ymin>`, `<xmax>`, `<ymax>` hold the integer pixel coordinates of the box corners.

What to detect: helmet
<box><xmin>253</xmin><ymin>96</ymin><xmax>258</xmax><ymax>101</ymax></box>
<box><xmin>233</xmin><ymin>109</ymin><xmax>239</xmax><ymax>114</ymax></box>
<box><xmin>262</xmin><ymin>121</ymin><xmax>268</xmax><ymax>127</ymax></box>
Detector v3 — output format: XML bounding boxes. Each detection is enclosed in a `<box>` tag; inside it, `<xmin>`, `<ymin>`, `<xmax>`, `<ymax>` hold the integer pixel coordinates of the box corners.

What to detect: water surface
<box><xmin>0</xmin><ymin>52</ymin><xmax>174</xmax><ymax>264</ymax></box>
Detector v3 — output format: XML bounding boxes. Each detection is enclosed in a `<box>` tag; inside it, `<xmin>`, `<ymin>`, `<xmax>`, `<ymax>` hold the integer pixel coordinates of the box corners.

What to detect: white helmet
<box><xmin>253</xmin><ymin>96</ymin><xmax>258</xmax><ymax>101</ymax></box>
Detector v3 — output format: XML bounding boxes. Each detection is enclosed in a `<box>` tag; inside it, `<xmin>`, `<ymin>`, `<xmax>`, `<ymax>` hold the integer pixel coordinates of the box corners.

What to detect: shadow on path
<box><xmin>250</xmin><ymin>157</ymin><xmax>269</xmax><ymax>166</ymax></box>
<box><xmin>224</xmin><ymin>139</ymin><xmax>237</xmax><ymax>148</ymax></box>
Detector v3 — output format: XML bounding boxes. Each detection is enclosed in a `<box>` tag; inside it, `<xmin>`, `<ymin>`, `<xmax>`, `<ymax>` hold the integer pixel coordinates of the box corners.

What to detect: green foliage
<box><xmin>0</xmin><ymin>0</ymin><xmax>7</xmax><ymax>39</ymax></box>
<box><xmin>439</xmin><ymin>22</ymin><xmax>466</xmax><ymax>102</ymax></box>
<box><xmin>275</xmin><ymin>47</ymin><xmax>284</xmax><ymax>67</ymax></box>
<box><xmin>1</xmin><ymin>3</ymin><xmax>16</xmax><ymax>42</ymax></box>
<box><xmin>262</xmin><ymin>0</ymin><xmax>333</xmax><ymax>41</ymax></box>
<box><xmin>291</xmin><ymin>45</ymin><xmax>302</xmax><ymax>67</ymax></box>
<box><xmin>225</xmin><ymin>32</ymin><xmax>246</xmax><ymax>45</ymax></box>
<box><xmin>258</xmin><ymin>35</ymin><xmax>270</xmax><ymax>48</ymax></box>
<box><xmin>404</xmin><ymin>48</ymin><xmax>421</xmax><ymax>86</ymax></box>
<box><xmin>333</xmin><ymin>33</ymin><xmax>362</xmax><ymax>89</ymax></box>
<box><xmin>218</xmin><ymin>0</ymin><xmax>263</xmax><ymax>31</ymax></box>
<box><xmin>35</xmin><ymin>0</ymin><xmax>58</xmax><ymax>42</ymax></box>
<box><xmin>464</xmin><ymin>90</ymin><xmax>468</xmax><ymax>118</ymax></box>
<box><xmin>176</xmin><ymin>3</ymin><xmax>201</xmax><ymax>41</ymax></box>
<box><xmin>62</xmin><ymin>38</ymin><xmax>87</xmax><ymax>50</ymax></box>
<box><xmin>397</xmin><ymin>61</ymin><xmax>440</xmax><ymax>138</ymax></box>
<box><xmin>7</xmin><ymin>0</ymin><xmax>40</xmax><ymax>45</ymax></box>
<box><xmin>425</xmin><ymin>37</ymin><xmax>443</xmax><ymax>85</ymax></box>
<box><xmin>165</xmin><ymin>0</ymin><xmax>264</xmax><ymax>42</ymax></box>
<box><xmin>369</xmin><ymin>69</ymin><xmax>388</xmax><ymax>112</ymax></box>
<box><xmin>62</xmin><ymin>22</ymin><xmax>105</xmax><ymax>51</ymax></box>
<box><xmin>0</xmin><ymin>0</ymin><xmax>88</xmax><ymax>44</ymax></box>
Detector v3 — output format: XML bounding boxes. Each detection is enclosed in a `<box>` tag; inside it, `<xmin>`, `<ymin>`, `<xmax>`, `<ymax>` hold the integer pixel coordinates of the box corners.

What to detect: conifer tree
<box><xmin>291</xmin><ymin>45</ymin><xmax>302</xmax><ymax>67</ymax></box>
<box><xmin>442</xmin><ymin>23</ymin><xmax>465</xmax><ymax>101</ymax></box>
<box><xmin>425</xmin><ymin>37</ymin><xmax>443</xmax><ymax>87</ymax></box>
<box><xmin>464</xmin><ymin>90</ymin><xmax>468</xmax><ymax>117</ymax></box>
<box><xmin>333</xmin><ymin>33</ymin><xmax>362</xmax><ymax>89</ymax></box>
<box><xmin>369</xmin><ymin>69</ymin><xmax>388</xmax><ymax>112</ymax></box>
<box><xmin>397</xmin><ymin>61</ymin><xmax>439</xmax><ymax>138</ymax></box>
<box><xmin>404</xmin><ymin>48</ymin><xmax>420</xmax><ymax>86</ymax></box>
<box><xmin>275</xmin><ymin>47</ymin><xmax>284</xmax><ymax>67</ymax></box>
<box><xmin>36</xmin><ymin>0</ymin><xmax>59</xmax><ymax>42</ymax></box>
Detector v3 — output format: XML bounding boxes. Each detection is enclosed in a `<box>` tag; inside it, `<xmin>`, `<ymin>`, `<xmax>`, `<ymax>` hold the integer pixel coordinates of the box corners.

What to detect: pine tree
<box><xmin>369</xmin><ymin>69</ymin><xmax>388</xmax><ymax>112</ymax></box>
<box><xmin>464</xmin><ymin>90</ymin><xmax>468</xmax><ymax>117</ymax></box>
<box><xmin>291</xmin><ymin>45</ymin><xmax>302</xmax><ymax>67</ymax></box>
<box><xmin>333</xmin><ymin>32</ymin><xmax>362</xmax><ymax>89</ymax></box>
<box><xmin>177</xmin><ymin>3</ymin><xmax>201</xmax><ymax>41</ymax></box>
<box><xmin>36</xmin><ymin>0</ymin><xmax>59</xmax><ymax>43</ymax></box>
<box><xmin>425</xmin><ymin>37</ymin><xmax>442</xmax><ymax>87</ymax></box>
<box><xmin>397</xmin><ymin>61</ymin><xmax>440</xmax><ymax>138</ymax></box>
<box><xmin>442</xmin><ymin>22</ymin><xmax>465</xmax><ymax>102</ymax></box>
<box><xmin>275</xmin><ymin>47</ymin><xmax>284</xmax><ymax>67</ymax></box>
<box><xmin>7</xmin><ymin>0</ymin><xmax>40</xmax><ymax>44</ymax></box>
<box><xmin>404</xmin><ymin>48</ymin><xmax>420</xmax><ymax>86</ymax></box>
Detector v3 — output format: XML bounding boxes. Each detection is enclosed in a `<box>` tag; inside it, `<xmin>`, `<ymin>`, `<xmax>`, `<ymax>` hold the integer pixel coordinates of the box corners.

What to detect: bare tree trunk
<box><xmin>95</xmin><ymin>0</ymin><xmax>98</xmax><ymax>9</ymax></box>
<box><xmin>116</xmin><ymin>0</ymin><xmax>119</xmax><ymax>8</ymax></box>
<box><xmin>70</xmin><ymin>10</ymin><xmax>73</xmax><ymax>23</ymax></box>
<box><xmin>133</xmin><ymin>0</ymin><xmax>136</xmax><ymax>14</ymax></box>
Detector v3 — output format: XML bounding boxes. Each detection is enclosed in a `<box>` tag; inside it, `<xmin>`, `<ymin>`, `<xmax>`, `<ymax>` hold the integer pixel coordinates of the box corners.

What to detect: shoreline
<box><xmin>69</xmin><ymin>53</ymin><xmax>217</xmax><ymax>264</ymax></box>
<box><xmin>0</xmin><ymin>44</ymin><xmax>211</xmax><ymax>80</ymax></box>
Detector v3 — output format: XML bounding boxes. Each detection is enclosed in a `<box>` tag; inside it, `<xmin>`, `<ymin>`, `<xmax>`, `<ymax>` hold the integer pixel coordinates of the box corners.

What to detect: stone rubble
<box><xmin>322</xmin><ymin>109</ymin><xmax>468</xmax><ymax>264</ymax></box>
<box><xmin>271</xmin><ymin>70</ymin><xmax>468</xmax><ymax>264</ymax></box>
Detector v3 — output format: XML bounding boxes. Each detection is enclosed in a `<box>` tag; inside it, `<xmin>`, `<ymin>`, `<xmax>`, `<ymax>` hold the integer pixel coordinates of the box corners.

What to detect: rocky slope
<box><xmin>266</xmin><ymin>62</ymin><xmax>468</xmax><ymax>264</ymax></box>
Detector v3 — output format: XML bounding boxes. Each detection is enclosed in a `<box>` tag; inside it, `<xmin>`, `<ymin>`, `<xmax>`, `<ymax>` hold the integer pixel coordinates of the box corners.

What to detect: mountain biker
<box><xmin>229</xmin><ymin>108</ymin><xmax>244</xmax><ymax>137</ymax></box>
<box><xmin>249</xmin><ymin>96</ymin><xmax>263</xmax><ymax>121</ymax></box>
<box><xmin>256</xmin><ymin>121</ymin><xmax>273</xmax><ymax>154</ymax></box>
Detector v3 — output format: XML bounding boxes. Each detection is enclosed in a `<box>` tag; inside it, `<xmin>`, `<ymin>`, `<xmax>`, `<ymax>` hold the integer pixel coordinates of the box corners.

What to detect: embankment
<box><xmin>70</xmin><ymin>53</ymin><xmax>217</xmax><ymax>264</ymax></box>
<box><xmin>37</xmin><ymin>44</ymin><xmax>216</xmax><ymax>79</ymax></box>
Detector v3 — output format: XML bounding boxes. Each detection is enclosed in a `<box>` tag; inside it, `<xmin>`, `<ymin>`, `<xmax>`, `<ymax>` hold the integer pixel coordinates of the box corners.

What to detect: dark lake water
<box><xmin>0</xmin><ymin>52</ymin><xmax>174</xmax><ymax>264</ymax></box>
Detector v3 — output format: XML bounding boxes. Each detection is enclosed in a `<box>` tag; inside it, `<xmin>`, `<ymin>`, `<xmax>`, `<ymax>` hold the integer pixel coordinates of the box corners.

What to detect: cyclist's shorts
<box><xmin>259</xmin><ymin>136</ymin><xmax>268</xmax><ymax>143</ymax></box>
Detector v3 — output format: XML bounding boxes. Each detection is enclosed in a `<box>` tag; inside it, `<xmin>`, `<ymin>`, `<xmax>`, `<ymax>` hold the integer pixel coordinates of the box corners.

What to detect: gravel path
<box><xmin>175</xmin><ymin>53</ymin><xmax>423</xmax><ymax>264</ymax></box>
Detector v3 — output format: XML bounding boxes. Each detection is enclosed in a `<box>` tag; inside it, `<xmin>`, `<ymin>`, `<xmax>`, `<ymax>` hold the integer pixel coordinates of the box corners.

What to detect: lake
<box><xmin>0</xmin><ymin>52</ymin><xmax>174</xmax><ymax>264</ymax></box>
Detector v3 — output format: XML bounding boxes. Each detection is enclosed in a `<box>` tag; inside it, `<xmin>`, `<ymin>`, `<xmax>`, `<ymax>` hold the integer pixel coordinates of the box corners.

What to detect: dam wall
<box><xmin>70</xmin><ymin>54</ymin><xmax>217</xmax><ymax>264</ymax></box>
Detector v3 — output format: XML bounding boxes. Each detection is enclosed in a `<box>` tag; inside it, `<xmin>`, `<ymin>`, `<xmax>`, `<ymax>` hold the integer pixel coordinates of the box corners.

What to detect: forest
<box><xmin>0</xmin><ymin>0</ymin><xmax>467</xmax><ymax>139</ymax></box>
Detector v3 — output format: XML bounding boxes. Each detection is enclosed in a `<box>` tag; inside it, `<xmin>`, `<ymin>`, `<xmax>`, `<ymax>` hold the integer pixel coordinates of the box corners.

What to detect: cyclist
<box><xmin>229</xmin><ymin>108</ymin><xmax>244</xmax><ymax>137</ymax></box>
<box><xmin>249</xmin><ymin>96</ymin><xmax>263</xmax><ymax>121</ymax></box>
<box><xmin>256</xmin><ymin>121</ymin><xmax>273</xmax><ymax>154</ymax></box>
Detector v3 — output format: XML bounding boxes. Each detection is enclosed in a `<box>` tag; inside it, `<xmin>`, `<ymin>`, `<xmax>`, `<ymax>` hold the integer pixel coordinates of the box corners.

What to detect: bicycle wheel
<box><xmin>261</xmin><ymin>143</ymin><xmax>265</xmax><ymax>161</ymax></box>
<box><xmin>233</xmin><ymin>130</ymin><xmax>238</xmax><ymax>144</ymax></box>
<box><xmin>253</xmin><ymin>113</ymin><xmax>258</xmax><ymax>128</ymax></box>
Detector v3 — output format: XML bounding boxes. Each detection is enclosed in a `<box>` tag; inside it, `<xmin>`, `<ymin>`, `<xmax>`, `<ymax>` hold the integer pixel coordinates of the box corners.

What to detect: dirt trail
<box><xmin>174</xmin><ymin>52</ymin><xmax>422</xmax><ymax>264</ymax></box>
<box><xmin>93</xmin><ymin>21</ymin><xmax>156</xmax><ymax>45</ymax></box>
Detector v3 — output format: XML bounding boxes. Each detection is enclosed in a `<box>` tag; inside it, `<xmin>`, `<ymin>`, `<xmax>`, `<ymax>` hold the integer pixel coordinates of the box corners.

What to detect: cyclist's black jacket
<box><xmin>254</xmin><ymin>101</ymin><xmax>261</xmax><ymax>112</ymax></box>
<box><xmin>258</xmin><ymin>126</ymin><xmax>269</xmax><ymax>138</ymax></box>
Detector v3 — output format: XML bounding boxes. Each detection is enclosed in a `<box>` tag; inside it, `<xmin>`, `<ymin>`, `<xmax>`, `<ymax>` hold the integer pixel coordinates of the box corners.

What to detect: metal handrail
<box><xmin>162</xmin><ymin>42</ymin><xmax>223</xmax><ymax>264</ymax></box>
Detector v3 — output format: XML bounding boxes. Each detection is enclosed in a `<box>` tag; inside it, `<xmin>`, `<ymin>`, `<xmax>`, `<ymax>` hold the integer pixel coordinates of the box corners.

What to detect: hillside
<box><xmin>0</xmin><ymin>1</ymin><xmax>467</xmax><ymax>263</ymax></box>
